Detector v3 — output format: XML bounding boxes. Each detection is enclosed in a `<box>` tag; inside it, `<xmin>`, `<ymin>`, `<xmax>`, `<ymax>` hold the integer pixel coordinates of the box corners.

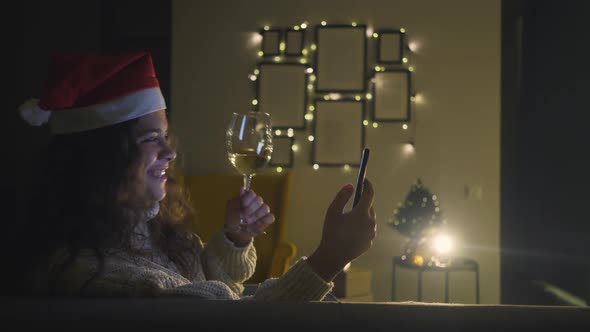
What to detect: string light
<box><xmin>403</xmin><ymin>124</ymin><xmax>408</xmax><ymax>130</ymax></box>
<box><xmin>252</xmin><ymin>99</ymin><xmax>258</xmax><ymax>105</ymax></box>
<box><xmin>343</xmin><ymin>164</ymin><xmax>350</xmax><ymax>171</ymax></box>
<box><xmin>257</xmin><ymin>51</ymin><xmax>264</xmax><ymax>57</ymax></box>
<box><xmin>305</xmin><ymin>114</ymin><xmax>314</xmax><ymax>121</ymax></box>
<box><xmin>308</xmin><ymin>135</ymin><xmax>315</xmax><ymax>141</ymax></box>
<box><xmin>308</xmin><ymin>105</ymin><xmax>315</xmax><ymax>111</ymax></box>
<box><xmin>280</xmin><ymin>42</ymin><xmax>286</xmax><ymax>52</ymax></box>
<box><xmin>400</xmin><ymin>28</ymin><xmax>406</xmax><ymax>33</ymax></box>
<box><xmin>248</xmin><ymin>74</ymin><xmax>257</xmax><ymax>81</ymax></box>
<box><xmin>302</xmin><ymin>49</ymin><xmax>309</xmax><ymax>56</ymax></box>
<box><xmin>287</xmin><ymin>128</ymin><xmax>294</xmax><ymax>137</ymax></box>
<box><xmin>310</xmin><ymin>44</ymin><xmax>317</xmax><ymax>51</ymax></box>
<box><xmin>323</xmin><ymin>95</ymin><xmax>330</xmax><ymax>101</ymax></box>
<box><xmin>408</xmin><ymin>66</ymin><xmax>415</xmax><ymax>72</ymax></box>
<box><xmin>276</xmin><ymin>167</ymin><xmax>283</xmax><ymax>173</ymax></box>
<box><xmin>254</xmin><ymin>69</ymin><xmax>260</xmax><ymax>75</ymax></box>
<box><xmin>373</xmin><ymin>32</ymin><xmax>379</xmax><ymax>38</ymax></box>
<box><xmin>355</xmin><ymin>95</ymin><xmax>361</xmax><ymax>101</ymax></box>
<box><xmin>402</xmin><ymin>57</ymin><xmax>408</xmax><ymax>63</ymax></box>
<box><xmin>321</xmin><ymin>21</ymin><xmax>327</xmax><ymax>26</ymax></box>
<box><xmin>274</xmin><ymin>56</ymin><xmax>281</xmax><ymax>62</ymax></box>
<box><xmin>292</xmin><ymin>144</ymin><xmax>299</xmax><ymax>152</ymax></box>
<box><xmin>275</xmin><ymin>129</ymin><xmax>282</xmax><ymax>135</ymax></box>
<box><xmin>372</xmin><ymin>122</ymin><xmax>379</xmax><ymax>128</ymax></box>
<box><xmin>352</xmin><ymin>22</ymin><xmax>357</xmax><ymax>27</ymax></box>
<box><xmin>313</xmin><ymin>164</ymin><xmax>320</xmax><ymax>170</ymax></box>
<box><xmin>300</xmin><ymin>58</ymin><xmax>307</xmax><ymax>64</ymax></box>
<box><xmin>263</xmin><ymin>25</ymin><xmax>270</xmax><ymax>31</ymax></box>
<box><xmin>305</xmin><ymin>67</ymin><xmax>314</xmax><ymax>74</ymax></box>
<box><xmin>293</xmin><ymin>25</ymin><xmax>300</xmax><ymax>31</ymax></box>
<box><xmin>366</xmin><ymin>93</ymin><xmax>373</xmax><ymax>100</ymax></box>
<box><xmin>309</xmin><ymin>74</ymin><xmax>316</xmax><ymax>82</ymax></box>
<box><xmin>363</xmin><ymin>120</ymin><xmax>369</xmax><ymax>126</ymax></box>
<box><xmin>300</xmin><ymin>22</ymin><xmax>308</xmax><ymax>29</ymax></box>
<box><xmin>307</xmin><ymin>84</ymin><xmax>314</xmax><ymax>90</ymax></box>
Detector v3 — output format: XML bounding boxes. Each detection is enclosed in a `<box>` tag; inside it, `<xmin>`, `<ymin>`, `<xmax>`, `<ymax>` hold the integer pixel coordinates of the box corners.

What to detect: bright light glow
<box><xmin>363</xmin><ymin>120</ymin><xmax>369</xmax><ymax>126</ymax></box>
<box><xmin>352</xmin><ymin>22</ymin><xmax>357</xmax><ymax>27</ymax></box>
<box><xmin>257</xmin><ymin>51</ymin><xmax>264</xmax><ymax>57</ymax></box>
<box><xmin>307</xmin><ymin>84</ymin><xmax>314</xmax><ymax>90</ymax></box>
<box><xmin>287</xmin><ymin>128</ymin><xmax>294</xmax><ymax>137</ymax></box>
<box><xmin>254</xmin><ymin>69</ymin><xmax>260</xmax><ymax>75</ymax></box>
<box><xmin>366</xmin><ymin>26</ymin><xmax>374</xmax><ymax>38</ymax></box>
<box><xmin>308</xmin><ymin>105</ymin><xmax>315</xmax><ymax>111</ymax></box>
<box><xmin>252</xmin><ymin>99</ymin><xmax>258</xmax><ymax>105</ymax></box>
<box><xmin>400</xmin><ymin>28</ymin><xmax>406</xmax><ymax>33</ymax></box>
<box><xmin>305</xmin><ymin>114</ymin><xmax>314</xmax><ymax>121</ymax></box>
<box><xmin>355</xmin><ymin>95</ymin><xmax>361</xmax><ymax>101</ymax></box>
<box><xmin>305</xmin><ymin>67</ymin><xmax>314</xmax><ymax>74</ymax></box>
<box><xmin>343</xmin><ymin>262</ymin><xmax>351</xmax><ymax>271</ymax></box>
<box><xmin>402</xmin><ymin>124</ymin><xmax>408</xmax><ymax>130</ymax></box>
<box><xmin>323</xmin><ymin>95</ymin><xmax>330</xmax><ymax>101</ymax></box>
<box><xmin>300</xmin><ymin>22</ymin><xmax>308</xmax><ymax>29</ymax></box>
<box><xmin>329</xmin><ymin>93</ymin><xmax>342</xmax><ymax>100</ymax></box>
<box><xmin>409</xmin><ymin>66</ymin><xmax>415</xmax><ymax>72</ymax></box>
<box><xmin>300</xmin><ymin>58</ymin><xmax>307</xmax><ymax>64</ymax></box>
<box><xmin>375</xmin><ymin>65</ymin><xmax>381</xmax><ymax>72</ymax></box>
<box><xmin>366</xmin><ymin>93</ymin><xmax>373</xmax><ymax>100</ymax></box>
<box><xmin>264</xmin><ymin>25</ymin><xmax>270</xmax><ymax>31</ymax></box>
<box><xmin>403</xmin><ymin>142</ymin><xmax>415</xmax><ymax>154</ymax></box>
<box><xmin>274</xmin><ymin>56</ymin><xmax>281</xmax><ymax>62</ymax></box>
<box><xmin>402</xmin><ymin>57</ymin><xmax>408</xmax><ymax>63</ymax></box>
<box><xmin>308</xmin><ymin>135</ymin><xmax>315</xmax><ymax>142</ymax></box>
<box><xmin>414</xmin><ymin>93</ymin><xmax>424</xmax><ymax>104</ymax></box>
<box><xmin>373</xmin><ymin>32</ymin><xmax>379</xmax><ymax>38</ymax></box>
<box><xmin>276</xmin><ymin>167</ymin><xmax>283</xmax><ymax>173</ymax></box>
<box><xmin>372</xmin><ymin>122</ymin><xmax>379</xmax><ymax>128</ymax></box>
<box><xmin>432</xmin><ymin>234</ymin><xmax>453</xmax><ymax>255</ymax></box>
<box><xmin>343</xmin><ymin>164</ymin><xmax>350</xmax><ymax>171</ymax></box>
<box><xmin>280</xmin><ymin>42</ymin><xmax>286</xmax><ymax>51</ymax></box>
<box><xmin>408</xmin><ymin>41</ymin><xmax>419</xmax><ymax>53</ymax></box>
<box><xmin>251</xmin><ymin>33</ymin><xmax>263</xmax><ymax>45</ymax></box>
<box><xmin>275</xmin><ymin>129</ymin><xmax>282</xmax><ymax>136</ymax></box>
<box><xmin>248</xmin><ymin>74</ymin><xmax>257</xmax><ymax>81</ymax></box>
<box><xmin>293</xmin><ymin>25</ymin><xmax>300</xmax><ymax>31</ymax></box>
<box><xmin>321</xmin><ymin>21</ymin><xmax>327</xmax><ymax>26</ymax></box>
<box><xmin>313</xmin><ymin>164</ymin><xmax>320</xmax><ymax>170</ymax></box>
<box><xmin>302</xmin><ymin>49</ymin><xmax>309</xmax><ymax>56</ymax></box>
<box><xmin>310</xmin><ymin>44</ymin><xmax>317</xmax><ymax>51</ymax></box>
<box><xmin>292</xmin><ymin>144</ymin><xmax>299</xmax><ymax>152</ymax></box>
<box><xmin>309</xmin><ymin>74</ymin><xmax>316</xmax><ymax>82</ymax></box>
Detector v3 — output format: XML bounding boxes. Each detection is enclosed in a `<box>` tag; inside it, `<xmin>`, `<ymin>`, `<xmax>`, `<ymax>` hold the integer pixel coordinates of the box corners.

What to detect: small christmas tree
<box><xmin>387</xmin><ymin>178</ymin><xmax>445</xmax><ymax>260</ymax></box>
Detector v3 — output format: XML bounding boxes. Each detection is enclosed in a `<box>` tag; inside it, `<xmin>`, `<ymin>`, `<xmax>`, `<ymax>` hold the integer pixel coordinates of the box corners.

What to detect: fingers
<box><xmin>327</xmin><ymin>184</ymin><xmax>354</xmax><ymax>216</ymax></box>
<box><xmin>357</xmin><ymin>178</ymin><xmax>375</xmax><ymax>210</ymax></box>
<box><xmin>241</xmin><ymin>190</ymin><xmax>264</xmax><ymax>215</ymax></box>
<box><xmin>244</xmin><ymin>203</ymin><xmax>271</xmax><ymax>224</ymax></box>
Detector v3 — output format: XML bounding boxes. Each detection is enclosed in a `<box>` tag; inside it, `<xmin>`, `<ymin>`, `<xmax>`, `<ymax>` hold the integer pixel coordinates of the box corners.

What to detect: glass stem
<box><xmin>243</xmin><ymin>174</ymin><xmax>253</xmax><ymax>191</ymax></box>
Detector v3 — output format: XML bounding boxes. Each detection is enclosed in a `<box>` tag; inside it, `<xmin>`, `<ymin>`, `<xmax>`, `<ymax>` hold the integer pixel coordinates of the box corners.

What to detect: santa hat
<box><xmin>18</xmin><ymin>52</ymin><xmax>166</xmax><ymax>134</ymax></box>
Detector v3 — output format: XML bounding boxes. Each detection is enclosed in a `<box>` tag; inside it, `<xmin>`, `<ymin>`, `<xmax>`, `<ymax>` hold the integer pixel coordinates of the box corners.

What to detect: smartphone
<box><xmin>352</xmin><ymin>148</ymin><xmax>370</xmax><ymax>208</ymax></box>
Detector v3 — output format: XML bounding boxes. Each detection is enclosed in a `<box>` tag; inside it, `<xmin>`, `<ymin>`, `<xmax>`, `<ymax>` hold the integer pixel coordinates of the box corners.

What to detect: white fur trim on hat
<box><xmin>49</xmin><ymin>87</ymin><xmax>166</xmax><ymax>134</ymax></box>
<box><xmin>18</xmin><ymin>98</ymin><xmax>52</xmax><ymax>126</ymax></box>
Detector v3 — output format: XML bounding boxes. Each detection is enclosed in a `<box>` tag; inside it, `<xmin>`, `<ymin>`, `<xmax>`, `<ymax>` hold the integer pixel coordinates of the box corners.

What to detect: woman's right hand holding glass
<box><xmin>306</xmin><ymin>179</ymin><xmax>376</xmax><ymax>282</ymax></box>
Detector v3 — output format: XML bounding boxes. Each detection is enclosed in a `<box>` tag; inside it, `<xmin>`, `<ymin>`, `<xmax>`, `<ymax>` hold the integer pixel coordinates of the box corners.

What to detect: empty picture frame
<box><xmin>261</xmin><ymin>29</ymin><xmax>281</xmax><ymax>56</ymax></box>
<box><xmin>257</xmin><ymin>63</ymin><xmax>307</xmax><ymax>130</ymax></box>
<box><xmin>315</xmin><ymin>25</ymin><xmax>367</xmax><ymax>93</ymax></box>
<box><xmin>372</xmin><ymin>70</ymin><xmax>412</xmax><ymax>122</ymax></box>
<box><xmin>378</xmin><ymin>30</ymin><xmax>405</xmax><ymax>63</ymax></box>
<box><xmin>312</xmin><ymin>100</ymin><xmax>365</xmax><ymax>166</ymax></box>
<box><xmin>269</xmin><ymin>136</ymin><xmax>294</xmax><ymax>167</ymax></box>
<box><xmin>285</xmin><ymin>28</ymin><xmax>305</xmax><ymax>56</ymax></box>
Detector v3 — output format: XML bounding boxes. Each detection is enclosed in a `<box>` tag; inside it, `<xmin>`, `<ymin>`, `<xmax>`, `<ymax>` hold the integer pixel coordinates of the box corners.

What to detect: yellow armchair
<box><xmin>182</xmin><ymin>171</ymin><xmax>296</xmax><ymax>284</ymax></box>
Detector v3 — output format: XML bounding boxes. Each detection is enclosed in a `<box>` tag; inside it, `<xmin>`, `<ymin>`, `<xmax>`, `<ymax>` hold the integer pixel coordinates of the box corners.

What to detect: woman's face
<box><xmin>126</xmin><ymin>109</ymin><xmax>176</xmax><ymax>208</ymax></box>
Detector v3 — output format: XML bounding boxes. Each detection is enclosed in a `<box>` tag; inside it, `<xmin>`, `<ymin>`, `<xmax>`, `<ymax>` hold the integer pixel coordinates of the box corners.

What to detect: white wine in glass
<box><xmin>225</xmin><ymin>112</ymin><xmax>273</xmax><ymax>233</ymax></box>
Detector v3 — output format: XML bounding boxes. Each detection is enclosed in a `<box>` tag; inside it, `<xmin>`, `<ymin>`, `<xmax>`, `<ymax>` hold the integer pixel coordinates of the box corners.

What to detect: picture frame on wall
<box><xmin>269</xmin><ymin>136</ymin><xmax>294</xmax><ymax>167</ymax></box>
<box><xmin>285</xmin><ymin>28</ymin><xmax>305</xmax><ymax>56</ymax></box>
<box><xmin>261</xmin><ymin>29</ymin><xmax>282</xmax><ymax>56</ymax></box>
<box><xmin>312</xmin><ymin>99</ymin><xmax>365</xmax><ymax>166</ymax></box>
<box><xmin>315</xmin><ymin>25</ymin><xmax>367</xmax><ymax>93</ymax></box>
<box><xmin>377</xmin><ymin>30</ymin><xmax>405</xmax><ymax>64</ymax></box>
<box><xmin>372</xmin><ymin>69</ymin><xmax>412</xmax><ymax>122</ymax></box>
<box><xmin>257</xmin><ymin>63</ymin><xmax>307</xmax><ymax>130</ymax></box>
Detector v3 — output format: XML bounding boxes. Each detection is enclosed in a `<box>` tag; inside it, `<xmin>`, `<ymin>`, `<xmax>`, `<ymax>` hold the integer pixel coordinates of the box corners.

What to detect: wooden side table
<box><xmin>391</xmin><ymin>256</ymin><xmax>480</xmax><ymax>303</ymax></box>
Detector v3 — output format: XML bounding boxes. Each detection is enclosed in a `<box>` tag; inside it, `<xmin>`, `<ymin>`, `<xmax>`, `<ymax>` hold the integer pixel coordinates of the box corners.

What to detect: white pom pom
<box><xmin>18</xmin><ymin>98</ymin><xmax>51</xmax><ymax>126</ymax></box>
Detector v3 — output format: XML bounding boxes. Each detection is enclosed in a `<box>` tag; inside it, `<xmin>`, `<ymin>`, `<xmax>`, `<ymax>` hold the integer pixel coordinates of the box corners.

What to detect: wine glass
<box><xmin>225</xmin><ymin>112</ymin><xmax>273</xmax><ymax>233</ymax></box>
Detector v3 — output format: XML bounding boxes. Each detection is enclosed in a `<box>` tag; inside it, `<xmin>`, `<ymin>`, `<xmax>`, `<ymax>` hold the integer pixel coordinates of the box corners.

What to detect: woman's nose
<box><xmin>160</xmin><ymin>142</ymin><xmax>177</xmax><ymax>161</ymax></box>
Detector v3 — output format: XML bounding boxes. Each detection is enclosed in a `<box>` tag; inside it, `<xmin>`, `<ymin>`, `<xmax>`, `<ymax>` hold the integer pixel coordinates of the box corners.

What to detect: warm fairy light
<box><xmin>300</xmin><ymin>22</ymin><xmax>308</xmax><ymax>29</ymax></box>
<box><xmin>408</xmin><ymin>41</ymin><xmax>419</xmax><ymax>53</ymax></box>
<box><xmin>305</xmin><ymin>114</ymin><xmax>314</xmax><ymax>121</ymax></box>
<box><xmin>313</xmin><ymin>164</ymin><xmax>320</xmax><ymax>170</ymax></box>
<box><xmin>305</xmin><ymin>67</ymin><xmax>314</xmax><ymax>74</ymax></box>
<box><xmin>291</xmin><ymin>144</ymin><xmax>299</xmax><ymax>152</ymax></box>
<box><xmin>366</xmin><ymin>93</ymin><xmax>373</xmax><ymax>100</ymax></box>
<box><xmin>302</xmin><ymin>49</ymin><xmax>309</xmax><ymax>56</ymax></box>
<box><xmin>329</xmin><ymin>93</ymin><xmax>342</xmax><ymax>100</ymax></box>
<box><xmin>254</xmin><ymin>69</ymin><xmax>260</xmax><ymax>75</ymax></box>
<box><xmin>343</xmin><ymin>262</ymin><xmax>351</xmax><ymax>271</ymax></box>
<box><xmin>432</xmin><ymin>234</ymin><xmax>453</xmax><ymax>254</ymax></box>
<box><xmin>274</xmin><ymin>56</ymin><xmax>281</xmax><ymax>62</ymax></box>
<box><xmin>309</xmin><ymin>74</ymin><xmax>316</xmax><ymax>82</ymax></box>
<box><xmin>263</xmin><ymin>25</ymin><xmax>270</xmax><ymax>31</ymax></box>
<box><xmin>300</xmin><ymin>58</ymin><xmax>307</xmax><ymax>64</ymax></box>
<box><xmin>410</xmin><ymin>95</ymin><xmax>416</xmax><ymax>102</ymax></box>
<box><xmin>372</xmin><ymin>122</ymin><xmax>379</xmax><ymax>128</ymax></box>
<box><xmin>366</xmin><ymin>26</ymin><xmax>374</xmax><ymax>38</ymax></box>
<box><xmin>343</xmin><ymin>164</ymin><xmax>350</xmax><ymax>171</ymax></box>
<box><xmin>323</xmin><ymin>95</ymin><xmax>330</xmax><ymax>100</ymax></box>
<box><xmin>276</xmin><ymin>167</ymin><xmax>283</xmax><ymax>173</ymax></box>
<box><xmin>373</xmin><ymin>32</ymin><xmax>379</xmax><ymax>38</ymax></box>
<box><xmin>413</xmin><ymin>93</ymin><xmax>424</xmax><ymax>104</ymax></box>
<box><xmin>307</xmin><ymin>84</ymin><xmax>314</xmax><ymax>90</ymax></box>
<box><xmin>310</xmin><ymin>44</ymin><xmax>317</xmax><ymax>51</ymax></box>
<box><xmin>355</xmin><ymin>95</ymin><xmax>361</xmax><ymax>101</ymax></box>
<box><xmin>375</xmin><ymin>65</ymin><xmax>381</xmax><ymax>72</ymax></box>
<box><xmin>404</xmin><ymin>141</ymin><xmax>415</xmax><ymax>154</ymax></box>
<box><xmin>308</xmin><ymin>105</ymin><xmax>315</xmax><ymax>111</ymax></box>
<box><xmin>409</xmin><ymin>66</ymin><xmax>415</xmax><ymax>72</ymax></box>
<box><xmin>321</xmin><ymin>21</ymin><xmax>327</xmax><ymax>26</ymax></box>
<box><xmin>280</xmin><ymin>42</ymin><xmax>286</xmax><ymax>51</ymax></box>
<box><xmin>248</xmin><ymin>74</ymin><xmax>257</xmax><ymax>81</ymax></box>
<box><xmin>363</xmin><ymin>120</ymin><xmax>369</xmax><ymax>126</ymax></box>
<box><xmin>293</xmin><ymin>25</ymin><xmax>300</xmax><ymax>31</ymax></box>
<box><xmin>275</xmin><ymin>129</ymin><xmax>282</xmax><ymax>135</ymax></box>
<box><xmin>287</xmin><ymin>128</ymin><xmax>294</xmax><ymax>137</ymax></box>
<box><xmin>251</xmin><ymin>33</ymin><xmax>263</xmax><ymax>44</ymax></box>
<box><xmin>308</xmin><ymin>135</ymin><xmax>315</xmax><ymax>141</ymax></box>
<box><xmin>402</xmin><ymin>124</ymin><xmax>408</xmax><ymax>130</ymax></box>
<box><xmin>400</xmin><ymin>28</ymin><xmax>406</xmax><ymax>33</ymax></box>
<box><xmin>352</xmin><ymin>22</ymin><xmax>357</xmax><ymax>27</ymax></box>
<box><xmin>252</xmin><ymin>99</ymin><xmax>258</xmax><ymax>105</ymax></box>
<box><xmin>402</xmin><ymin>57</ymin><xmax>408</xmax><ymax>63</ymax></box>
<box><xmin>257</xmin><ymin>51</ymin><xmax>264</xmax><ymax>57</ymax></box>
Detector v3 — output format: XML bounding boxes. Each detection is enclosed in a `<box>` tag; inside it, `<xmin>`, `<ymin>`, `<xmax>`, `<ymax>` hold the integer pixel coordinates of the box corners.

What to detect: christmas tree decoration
<box><xmin>387</xmin><ymin>178</ymin><xmax>446</xmax><ymax>262</ymax></box>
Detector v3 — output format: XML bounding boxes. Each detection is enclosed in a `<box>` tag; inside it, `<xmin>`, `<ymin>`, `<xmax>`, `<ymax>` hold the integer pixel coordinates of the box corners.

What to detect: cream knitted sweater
<box><xmin>38</xmin><ymin>207</ymin><xmax>333</xmax><ymax>301</ymax></box>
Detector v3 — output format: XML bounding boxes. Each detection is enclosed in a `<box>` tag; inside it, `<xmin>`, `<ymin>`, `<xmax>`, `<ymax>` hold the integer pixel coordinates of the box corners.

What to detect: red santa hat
<box><xmin>18</xmin><ymin>52</ymin><xmax>166</xmax><ymax>134</ymax></box>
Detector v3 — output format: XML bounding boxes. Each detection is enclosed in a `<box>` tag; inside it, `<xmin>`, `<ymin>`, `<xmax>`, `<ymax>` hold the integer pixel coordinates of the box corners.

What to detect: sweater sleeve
<box><xmin>200</xmin><ymin>230</ymin><xmax>257</xmax><ymax>285</ymax></box>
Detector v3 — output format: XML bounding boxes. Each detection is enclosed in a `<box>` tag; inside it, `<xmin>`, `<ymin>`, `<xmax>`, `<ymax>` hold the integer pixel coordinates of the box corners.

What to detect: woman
<box><xmin>20</xmin><ymin>52</ymin><xmax>376</xmax><ymax>301</ymax></box>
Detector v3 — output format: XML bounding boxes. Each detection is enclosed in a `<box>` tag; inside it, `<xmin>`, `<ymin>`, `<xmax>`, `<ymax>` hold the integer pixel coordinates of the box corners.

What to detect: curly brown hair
<box><xmin>25</xmin><ymin>114</ymin><xmax>198</xmax><ymax>293</ymax></box>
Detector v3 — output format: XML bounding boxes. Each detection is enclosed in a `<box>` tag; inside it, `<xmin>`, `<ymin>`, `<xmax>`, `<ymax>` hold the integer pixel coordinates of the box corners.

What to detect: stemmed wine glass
<box><xmin>225</xmin><ymin>112</ymin><xmax>273</xmax><ymax>233</ymax></box>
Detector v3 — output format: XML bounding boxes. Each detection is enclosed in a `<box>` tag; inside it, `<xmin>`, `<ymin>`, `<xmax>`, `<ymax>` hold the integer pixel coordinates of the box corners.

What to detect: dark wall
<box><xmin>10</xmin><ymin>0</ymin><xmax>171</xmax><ymax>295</ymax></box>
<box><xmin>501</xmin><ymin>0</ymin><xmax>590</xmax><ymax>304</ymax></box>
